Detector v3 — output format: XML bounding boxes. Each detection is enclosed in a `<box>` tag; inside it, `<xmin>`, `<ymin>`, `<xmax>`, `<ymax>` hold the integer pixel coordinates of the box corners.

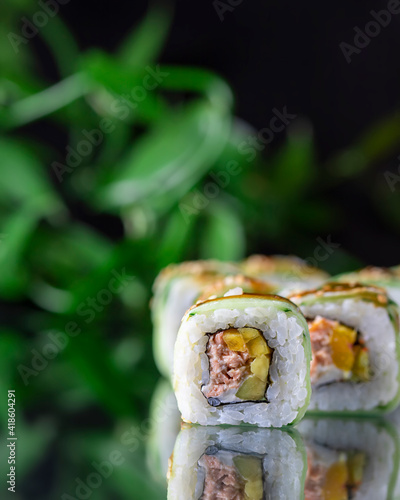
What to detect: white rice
<box><xmin>154</xmin><ymin>277</ymin><xmax>200</xmax><ymax>378</ymax></box>
<box><xmin>299</xmin><ymin>418</ymin><xmax>397</xmax><ymax>500</ymax></box>
<box><xmin>168</xmin><ymin>426</ymin><xmax>306</xmax><ymax>500</ymax></box>
<box><xmin>387</xmin><ymin>286</ymin><xmax>400</xmax><ymax>309</ymax></box>
<box><xmin>298</xmin><ymin>298</ymin><xmax>399</xmax><ymax>412</ymax></box>
<box><xmin>173</xmin><ymin>301</ymin><xmax>309</xmax><ymax>427</ymax></box>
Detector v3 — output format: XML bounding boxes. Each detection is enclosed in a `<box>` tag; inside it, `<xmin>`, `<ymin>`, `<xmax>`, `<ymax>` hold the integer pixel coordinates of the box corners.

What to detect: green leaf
<box><xmin>0</xmin><ymin>74</ymin><xmax>45</xmax><ymax>107</ymax></box>
<box><xmin>93</xmin><ymin>121</ymin><xmax>132</xmax><ymax>171</ymax></box>
<box><xmin>62</xmin><ymin>330</ymin><xmax>139</xmax><ymax>418</ymax></box>
<box><xmin>118</xmin><ymin>6</ymin><xmax>172</xmax><ymax>67</ymax></box>
<box><xmin>26</xmin><ymin>222</ymin><xmax>113</xmax><ymax>312</ymax></box>
<box><xmin>159</xmin><ymin>65</ymin><xmax>233</xmax><ymax>111</ymax></box>
<box><xmin>200</xmin><ymin>201</ymin><xmax>245</xmax><ymax>260</ymax></box>
<box><xmin>0</xmin><ymin>138</ymin><xmax>60</xmax><ymax>211</ymax></box>
<box><xmin>82</xmin><ymin>50</ymin><xmax>169</xmax><ymax>124</ymax></box>
<box><xmin>95</xmin><ymin>100</ymin><xmax>231</xmax><ymax>212</ymax></box>
<box><xmin>157</xmin><ymin>206</ymin><xmax>198</xmax><ymax>268</ymax></box>
<box><xmin>83</xmin><ymin>51</ymin><xmax>144</xmax><ymax>93</ymax></box>
<box><xmin>40</xmin><ymin>17</ymin><xmax>80</xmax><ymax>77</ymax></box>
<box><xmin>62</xmin><ymin>237</ymin><xmax>150</xmax><ymax>313</ymax></box>
<box><xmin>0</xmin><ymin>207</ymin><xmax>41</xmax><ymax>297</ymax></box>
<box><xmin>0</xmin><ymin>138</ymin><xmax>63</xmax><ymax>298</ymax></box>
<box><xmin>328</xmin><ymin>112</ymin><xmax>400</xmax><ymax>178</ymax></box>
<box><xmin>1</xmin><ymin>73</ymin><xmax>89</xmax><ymax>129</ymax></box>
<box><xmin>269</xmin><ymin>120</ymin><xmax>316</xmax><ymax>197</ymax></box>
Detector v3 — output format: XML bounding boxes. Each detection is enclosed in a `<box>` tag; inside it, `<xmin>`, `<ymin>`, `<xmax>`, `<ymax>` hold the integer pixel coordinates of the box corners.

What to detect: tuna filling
<box><xmin>307</xmin><ymin>316</ymin><xmax>371</xmax><ymax>387</ymax></box>
<box><xmin>202</xmin><ymin>327</ymin><xmax>273</xmax><ymax>405</ymax></box>
<box><xmin>199</xmin><ymin>450</ymin><xmax>264</xmax><ymax>500</ymax></box>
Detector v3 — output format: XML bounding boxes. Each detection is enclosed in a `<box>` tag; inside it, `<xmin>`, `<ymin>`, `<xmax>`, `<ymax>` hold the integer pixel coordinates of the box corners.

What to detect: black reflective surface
<box><xmin>149</xmin><ymin>380</ymin><xmax>400</xmax><ymax>500</ymax></box>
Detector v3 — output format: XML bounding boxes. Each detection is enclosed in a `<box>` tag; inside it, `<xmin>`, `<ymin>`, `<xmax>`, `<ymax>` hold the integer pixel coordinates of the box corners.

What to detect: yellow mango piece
<box><xmin>234</xmin><ymin>456</ymin><xmax>262</xmax><ymax>482</ymax></box>
<box><xmin>347</xmin><ymin>452</ymin><xmax>365</xmax><ymax>486</ymax></box>
<box><xmin>244</xmin><ymin>478</ymin><xmax>264</xmax><ymax>500</ymax></box>
<box><xmin>352</xmin><ymin>346</ymin><xmax>370</xmax><ymax>381</ymax></box>
<box><xmin>247</xmin><ymin>336</ymin><xmax>271</xmax><ymax>357</ymax></box>
<box><xmin>333</xmin><ymin>324</ymin><xmax>357</xmax><ymax>345</ymax></box>
<box><xmin>323</xmin><ymin>461</ymin><xmax>348</xmax><ymax>500</ymax></box>
<box><xmin>238</xmin><ymin>327</ymin><xmax>260</xmax><ymax>342</ymax></box>
<box><xmin>234</xmin><ymin>456</ymin><xmax>263</xmax><ymax>500</ymax></box>
<box><xmin>223</xmin><ymin>329</ymin><xmax>247</xmax><ymax>352</ymax></box>
<box><xmin>236</xmin><ymin>375</ymin><xmax>266</xmax><ymax>400</ymax></box>
<box><xmin>250</xmin><ymin>355</ymin><xmax>270</xmax><ymax>382</ymax></box>
<box><xmin>330</xmin><ymin>331</ymin><xmax>355</xmax><ymax>372</ymax></box>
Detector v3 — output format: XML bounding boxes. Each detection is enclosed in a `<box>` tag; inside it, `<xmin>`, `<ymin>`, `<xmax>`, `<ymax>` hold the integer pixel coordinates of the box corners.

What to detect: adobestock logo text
<box><xmin>340</xmin><ymin>1</ymin><xmax>400</xmax><ymax>63</ymax></box>
<box><xmin>8</xmin><ymin>0</ymin><xmax>71</xmax><ymax>54</ymax></box>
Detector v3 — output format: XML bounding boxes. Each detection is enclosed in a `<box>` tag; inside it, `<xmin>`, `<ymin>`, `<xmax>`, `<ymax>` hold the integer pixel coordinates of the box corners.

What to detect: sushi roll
<box><xmin>241</xmin><ymin>255</ymin><xmax>329</xmax><ymax>293</ymax></box>
<box><xmin>334</xmin><ymin>265</ymin><xmax>400</xmax><ymax>308</ymax></box>
<box><xmin>289</xmin><ymin>283</ymin><xmax>400</xmax><ymax>414</ymax></box>
<box><xmin>152</xmin><ymin>260</ymin><xmax>240</xmax><ymax>377</ymax></box>
<box><xmin>173</xmin><ymin>290</ymin><xmax>312</xmax><ymax>427</ymax></box>
<box><xmin>299</xmin><ymin>417</ymin><xmax>399</xmax><ymax>500</ymax></box>
<box><xmin>196</xmin><ymin>274</ymin><xmax>277</xmax><ymax>303</ymax></box>
<box><xmin>168</xmin><ymin>425</ymin><xmax>307</xmax><ymax>500</ymax></box>
<box><xmin>386</xmin><ymin>406</ymin><xmax>400</xmax><ymax>500</ymax></box>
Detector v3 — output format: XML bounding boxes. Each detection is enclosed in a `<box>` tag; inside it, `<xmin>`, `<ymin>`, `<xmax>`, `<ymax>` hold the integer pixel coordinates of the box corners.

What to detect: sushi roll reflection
<box><xmin>147</xmin><ymin>379</ymin><xmax>181</xmax><ymax>485</ymax></box>
<box><xmin>386</xmin><ymin>407</ymin><xmax>400</xmax><ymax>499</ymax></box>
<box><xmin>173</xmin><ymin>290</ymin><xmax>311</xmax><ymax>427</ymax></box>
<box><xmin>168</xmin><ymin>426</ymin><xmax>307</xmax><ymax>500</ymax></box>
<box><xmin>289</xmin><ymin>283</ymin><xmax>400</xmax><ymax>414</ymax></box>
<box><xmin>299</xmin><ymin>418</ymin><xmax>399</xmax><ymax>500</ymax></box>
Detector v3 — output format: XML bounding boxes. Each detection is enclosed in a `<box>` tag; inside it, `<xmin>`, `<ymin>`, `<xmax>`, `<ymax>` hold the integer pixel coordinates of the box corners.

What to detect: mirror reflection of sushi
<box><xmin>299</xmin><ymin>418</ymin><xmax>399</xmax><ymax>500</ymax></box>
<box><xmin>173</xmin><ymin>291</ymin><xmax>311</xmax><ymax>427</ymax></box>
<box><xmin>333</xmin><ymin>265</ymin><xmax>400</xmax><ymax>309</ymax></box>
<box><xmin>168</xmin><ymin>425</ymin><xmax>307</xmax><ymax>500</ymax></box>
<box><xmin>152</xmin><ymin>260</ymin><xmax>241</xmax><ymax>378</ymax></box>
<box><xmin>146</xmin><ymin>378</ymin><xmax>182</xmax><ymax>485</ymax></box>
<box><xmin>385</xmin><ymin>407</ymin><xmax>400</xmax><ymax>499</ymax></box>
<box><xmin>241</xmin><ymin>255</ymin><xmax>330</xmax><ymax>293</ymax></box>
<box><xmin>289</xmin><ymin>283</ymin><xmax>400</xmax><ymax>414</ymax></box>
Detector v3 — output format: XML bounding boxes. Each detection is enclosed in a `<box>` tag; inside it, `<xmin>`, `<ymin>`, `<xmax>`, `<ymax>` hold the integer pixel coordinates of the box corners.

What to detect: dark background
<box><xmin>32</xmin><ymin>0</ymin><xmax>400</xmax><ymax>264</ymax></box>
